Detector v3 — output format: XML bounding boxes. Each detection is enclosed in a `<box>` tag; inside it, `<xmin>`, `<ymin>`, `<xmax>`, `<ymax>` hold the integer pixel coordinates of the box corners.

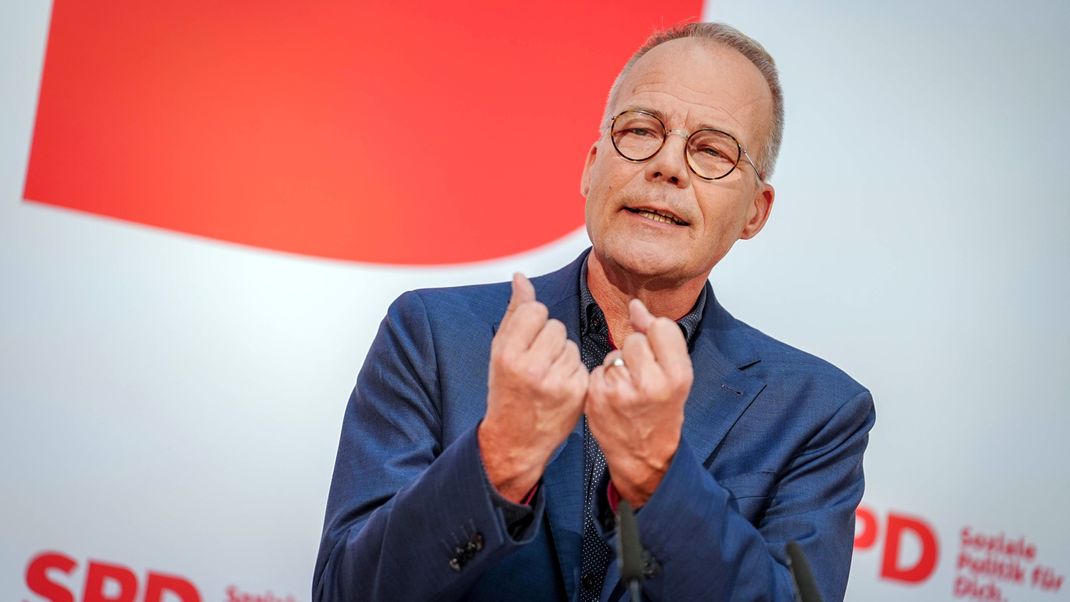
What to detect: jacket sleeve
<box><xmin>312</xmin><ymin>291</ymin><xmax>545</xmax><ymax>601</ymax></box>
<box><xmin>604</xmin><ymin>388</ymin><xmax>875</xmax><ymax>602</ymax></box>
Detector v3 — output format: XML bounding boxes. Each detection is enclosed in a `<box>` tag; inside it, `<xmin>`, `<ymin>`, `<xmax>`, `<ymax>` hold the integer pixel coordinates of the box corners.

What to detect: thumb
<box><xmin>629</xmin><ymin>298</ymin><xmax>655</xmax><ymax>334</ymax></box>
<box><xmin>503</xmin><ymin>272</ymin><xmax>536</xmax><ymax>320</ymax></box>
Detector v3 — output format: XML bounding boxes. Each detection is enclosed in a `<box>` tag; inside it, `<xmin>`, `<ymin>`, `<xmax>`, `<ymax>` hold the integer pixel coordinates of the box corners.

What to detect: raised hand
<box><xmin>585</xmin><ymin>298</ymin><xmax>694</xmax><ymax>507</ymax></box>
<box><xmin>478</xmin><ymin>273</ymin><xmax>589</xmax><ymax>502</ymax></box>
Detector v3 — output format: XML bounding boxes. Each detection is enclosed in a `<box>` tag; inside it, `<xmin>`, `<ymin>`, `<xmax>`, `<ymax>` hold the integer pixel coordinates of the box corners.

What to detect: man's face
<box><xmin>581</xmin><ymin>38</ymin><xmax>775</xmax><ymax>285</ymax></box>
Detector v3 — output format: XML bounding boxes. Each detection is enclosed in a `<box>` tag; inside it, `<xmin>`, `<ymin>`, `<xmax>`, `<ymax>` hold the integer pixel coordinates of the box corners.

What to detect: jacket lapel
<box><xmin>540</xmin><ymin>277</ymin><xmax>586</xmax><ymax>601</ymax></box>
<box><xmin>542</xmin><ymin>427</ymin><xmax>585</xmax><ymax>600</ymax></box>
<box><xmin>681</xmin><ymin>327</ymin><xmax>766</xmax><ymax>467</ymax></box>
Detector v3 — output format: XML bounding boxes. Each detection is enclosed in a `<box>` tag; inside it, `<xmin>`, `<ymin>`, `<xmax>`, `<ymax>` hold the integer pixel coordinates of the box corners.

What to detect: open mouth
<box><xmin>625</xmin><ymin>207</ymin><xmax>688</xmax><ymax>226</ymax></box>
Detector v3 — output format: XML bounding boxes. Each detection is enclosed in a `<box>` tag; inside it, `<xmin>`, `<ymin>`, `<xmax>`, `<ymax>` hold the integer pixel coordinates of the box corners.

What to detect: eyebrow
<box><xmin>622</xmin><ymin>105</ymin><xmax>744</xmax><ymax>141</ymax></box>
<box><xmin>622</xmin><ymin>105</ymin><xmax>669</xmax><ymax>124</ymax></box>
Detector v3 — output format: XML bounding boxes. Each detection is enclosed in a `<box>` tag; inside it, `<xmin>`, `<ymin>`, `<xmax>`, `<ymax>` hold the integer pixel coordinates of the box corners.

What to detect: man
<box><xmin>314</xmin><ymin>22</ymin><xmax>874</xmax><ymax>601</ymax></box>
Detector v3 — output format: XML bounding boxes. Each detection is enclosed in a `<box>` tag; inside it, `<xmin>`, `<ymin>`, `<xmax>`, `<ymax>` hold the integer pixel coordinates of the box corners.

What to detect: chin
<box><xmin>599</xmin><ymin>239</ymin><xmax>692</xmax><ymax>280</ymax></box>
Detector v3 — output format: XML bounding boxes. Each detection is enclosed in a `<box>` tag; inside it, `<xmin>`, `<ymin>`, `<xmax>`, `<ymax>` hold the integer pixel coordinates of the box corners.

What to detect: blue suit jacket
<box><xmin>314</xmin><ymin>250</ymin><xmax>875</xmax><ymax>601</ymax></box>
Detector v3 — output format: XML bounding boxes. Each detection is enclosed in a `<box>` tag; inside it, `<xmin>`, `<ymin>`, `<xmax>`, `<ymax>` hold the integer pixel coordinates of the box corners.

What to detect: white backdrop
<box><xmin>2</xmin><ymin>1</ymin><xmax>1069</xmax><ymax>601</ymax></box>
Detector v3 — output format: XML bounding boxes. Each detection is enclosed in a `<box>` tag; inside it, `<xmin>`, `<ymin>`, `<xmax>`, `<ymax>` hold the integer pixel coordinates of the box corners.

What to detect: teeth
<box><xmin>635</xmin><ymin>210</ymin><xmax>680</xmax><ymax>225</ymax></box>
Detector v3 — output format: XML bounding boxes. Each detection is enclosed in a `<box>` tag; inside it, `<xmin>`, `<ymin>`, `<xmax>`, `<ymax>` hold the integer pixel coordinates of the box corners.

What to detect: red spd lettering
<box><xmin>24</xmin><ymin>551</ymin><xmax>201</xmax><ymax>602</ymax></box>
<box><xmin>84</xmin><ymin>561</ymin><xmax>138</xmax><ymax>602</ymax></box>
<box><xmin>854</xmin><ymin>506</ymin><xmax>941</xmax><ymax>584</ymax></box>
<box><xmin>26</xmin><ymin>551</ymin><xmax>77</xmax><ymax>602</ymax></box>
<box><xmin>145</xmin><ymin>573</ymin><xmax>200</xmax><ymax>602</ymax></box>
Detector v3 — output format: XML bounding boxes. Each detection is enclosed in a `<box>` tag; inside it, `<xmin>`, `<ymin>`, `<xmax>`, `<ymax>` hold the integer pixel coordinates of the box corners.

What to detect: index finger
<box><xmin>628</xmin><ymin>298</ymin><xmax>656</xmax><ymax>334</ymax></box>
<box><xmin>500</xmin><ymin>272</ymin><xmax>536</xmax><ymax>327</ymax></box>
<box><xmin>645</xmin><ymin>316</ymin><xmax>692</xmax><ymax>375</ymax></box>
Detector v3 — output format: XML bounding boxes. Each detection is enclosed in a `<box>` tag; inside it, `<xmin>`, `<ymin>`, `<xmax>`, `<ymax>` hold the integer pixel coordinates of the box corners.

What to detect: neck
<box><xmin>586</xmin><ymin>250</ymin><xmax>708</xmax><ymax>344</ymax></box>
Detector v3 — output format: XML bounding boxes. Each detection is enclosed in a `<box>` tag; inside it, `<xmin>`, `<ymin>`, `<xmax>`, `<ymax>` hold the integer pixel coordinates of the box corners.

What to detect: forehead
<box><xmin>613</xmin><ymin>38</ymin><xmax>772</xmax><ymax>146</ymax></box>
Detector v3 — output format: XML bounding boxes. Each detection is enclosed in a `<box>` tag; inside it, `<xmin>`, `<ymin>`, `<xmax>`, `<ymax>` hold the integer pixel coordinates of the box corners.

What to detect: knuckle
<box><xmin>670</xmin><ymin>363</ymin><xmax>693</xmax><ymax>384</ymax></box>
<box><xmin>497</xmin><ymin>347</ymin><xmax>519</xmax><ymax>366</ymax></box>
<box><xmin>586</xmin><ymin>384</ymin><xmax>604</xmax><ymax>405</ymax></box>
<box><xmin>515</xmin><ymin>301</ymin><xmax>545</xmax><ymax>323</ymax></box>
<box><xmin>491</xmin><ymin>330</ymin><xmax>510</xmax><ymax>347</ymax></box>
<box><xmin>565</xmin><ymin>340</ymin><xmax>580</xmax><ymax>358</ymax></box>
<box><xmin>652</xmin><ymin>317</ymin><xmax>677</xmax><ymax>337</ymax></box>
<box><xmin>679</xmin><ymin>372</ymin><xmax>694</xmax><ymax>390</ymax></box>
<box><xmin>623</xmin><ymin>332</ymin><xmax>647</xmax><ymax>351</ymax></box>
<box><xmin>589</xmin><ymin>368</ymin><xmax>606</xmax><ymax>390</ymax></box>
<box><xmin>523</xmin><ymin>363</ymin><xmax>543</xmax><ymax>381</ymax></box>
<box><xmin>573</xmin><ymin>372</ymin><xmax>590</xmax><ymax>392</ymax></box>
<box><xmin>542</xmin><ymin>372</ymin><xmax>563</xmax><ymax>391</ymax></box>
<box><xmin>528</xmin><ymin>301</ymin><xmax>549</xmax><ymax>322</ymax></box>
<box><xmin>545</xmin><ymin>318</ymin><xmax>566</xmax><ymax>336</ymax></box>
<box><xmin>494</xmin><ymin>350</ymin><xmax>524</xmax><ymax>374</ymax></box>
<box><xmin>680</xmin><ymin>364</ymin><xmax>694</xmax><ymax>382</ymax></box>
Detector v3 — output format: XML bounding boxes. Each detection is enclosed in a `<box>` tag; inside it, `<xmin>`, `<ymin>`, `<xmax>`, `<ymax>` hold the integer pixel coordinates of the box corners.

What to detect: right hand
<box><xmin>478</xmin><ymin>273</ymin><xmax>588</xmax><ymax>502</ymax></box>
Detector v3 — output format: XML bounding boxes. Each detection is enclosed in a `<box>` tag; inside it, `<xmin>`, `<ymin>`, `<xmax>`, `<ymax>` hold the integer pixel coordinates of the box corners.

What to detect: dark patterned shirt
<box><xmin>575</xmin><ymin>257</ymin><xmax>706</xmax><ymax>598</ymax></box>
<box><xmin>577</xmin><ymin>259</ymin><xmax>707</xmax><ymax>353</ymax></box>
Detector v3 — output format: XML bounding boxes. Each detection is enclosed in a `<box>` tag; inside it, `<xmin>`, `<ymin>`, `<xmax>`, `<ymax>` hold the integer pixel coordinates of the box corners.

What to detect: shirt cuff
<box><xmin>489</xmin><ymin>482</ymin><xmax>539</xmax><ymax>538</ymax></box>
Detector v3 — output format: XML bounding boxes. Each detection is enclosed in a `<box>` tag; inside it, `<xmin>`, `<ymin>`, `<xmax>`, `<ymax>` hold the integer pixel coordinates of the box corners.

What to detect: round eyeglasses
<box><xmin>608</xmin><ymin>110</ymin><xmax>763</xmax><ymax>183</ymax></box>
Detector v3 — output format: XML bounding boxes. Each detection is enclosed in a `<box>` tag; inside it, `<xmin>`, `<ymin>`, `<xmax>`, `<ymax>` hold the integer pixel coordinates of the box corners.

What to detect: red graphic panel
<box><xmin>24</xmin><ymin>2</ymin><xmax>701</xmax><ymax>264</ymax></box>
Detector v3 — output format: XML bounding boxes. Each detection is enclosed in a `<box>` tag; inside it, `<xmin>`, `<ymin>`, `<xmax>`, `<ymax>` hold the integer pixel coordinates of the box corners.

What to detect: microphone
<box><xmin>786</xmin><ymin>540</ymin><xmax>823</xmax><ymax>602</ymax></box>
<box><xmin>616</xmin><ymin>499</ymin><xmax>644</xmax><ymax>602</ymax></box>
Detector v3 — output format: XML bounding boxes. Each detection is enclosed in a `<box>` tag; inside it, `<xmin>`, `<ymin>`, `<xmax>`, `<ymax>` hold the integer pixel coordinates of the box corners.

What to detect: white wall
<box><xmin>711</xmin><ymin>2</ymin><xmax>1070</xmax><ymax>599</ymax></box>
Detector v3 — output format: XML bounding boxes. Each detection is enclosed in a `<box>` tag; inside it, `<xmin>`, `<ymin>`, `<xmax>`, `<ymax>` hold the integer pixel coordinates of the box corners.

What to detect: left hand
<box><xmin>585</xmin><ymin>298</ymin><xmax>694</xmax><ymax>508</ymax></box>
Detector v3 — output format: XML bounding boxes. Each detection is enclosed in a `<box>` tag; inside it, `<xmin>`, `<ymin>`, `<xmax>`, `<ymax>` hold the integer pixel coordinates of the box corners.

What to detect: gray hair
<box><xmin>603</xmin><ymin>22</ymin><xmax>784</xmax><ymax>180</ymax></box>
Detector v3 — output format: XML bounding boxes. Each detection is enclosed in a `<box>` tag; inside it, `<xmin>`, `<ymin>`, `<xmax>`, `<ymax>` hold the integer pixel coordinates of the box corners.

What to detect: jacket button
<box><xmin>581</xmin><ymin>573</ymin><xmax>596</xmax><ymax>590</ymax></box>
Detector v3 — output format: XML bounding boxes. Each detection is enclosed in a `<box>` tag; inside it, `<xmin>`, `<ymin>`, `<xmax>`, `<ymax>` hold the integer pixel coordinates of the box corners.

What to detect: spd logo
<box><xmin>24</xmin><ymin>551</ymin><xmax>200</xmax><ymax>602</ymax></box>
<box><xmin>855</xmin><ymin>505</ymin><xmax>940</xmax><ymax>583</ymax></box>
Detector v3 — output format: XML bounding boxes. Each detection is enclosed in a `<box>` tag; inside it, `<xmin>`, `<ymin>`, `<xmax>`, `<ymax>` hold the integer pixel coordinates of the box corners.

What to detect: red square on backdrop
<box><xmin>24</xmin><ymin>2</ymin><xmax>701</xmax><ymax>264</ymax></box>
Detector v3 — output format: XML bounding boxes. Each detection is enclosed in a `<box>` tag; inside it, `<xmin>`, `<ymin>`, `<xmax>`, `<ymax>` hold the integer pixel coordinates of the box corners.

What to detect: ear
<box><xmin>739</xmin><ymin>182</ymin><xmax>774</xmax><ymax>240</ymax></box>
<box><xmin>580</xmin><ymin>142</ymin><xmax>598</xmax><ymax>197</ymax></box>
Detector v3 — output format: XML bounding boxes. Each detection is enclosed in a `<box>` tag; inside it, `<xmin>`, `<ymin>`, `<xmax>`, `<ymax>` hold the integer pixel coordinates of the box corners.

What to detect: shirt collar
<box><xmin>578</xmin><ymin>257</ymin><xmax>707</xmax><ymax>344</ymax></box>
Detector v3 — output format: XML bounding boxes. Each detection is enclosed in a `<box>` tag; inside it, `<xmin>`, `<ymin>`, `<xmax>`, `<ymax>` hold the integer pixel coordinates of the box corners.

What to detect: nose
<box><xmin>645</xmin><ymin>130</ymin><xmax>690</xmax><ymax>188</ymax></box>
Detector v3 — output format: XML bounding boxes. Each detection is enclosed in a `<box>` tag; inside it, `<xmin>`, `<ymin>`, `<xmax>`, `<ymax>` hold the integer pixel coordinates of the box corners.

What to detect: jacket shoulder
<box><xmin>728</xmin><ymin>316</ymin><xmax>870</xmax><ymax>403</ymax></box>
<box><xmin>390</xmin><ymin>252</ymin><xmax>586</xmax><ymax>326</ymax></box>
<box><xmin>402</xmin><ymin>280</ymin><xmax>512</xmax><ymax>323</ymax></box>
